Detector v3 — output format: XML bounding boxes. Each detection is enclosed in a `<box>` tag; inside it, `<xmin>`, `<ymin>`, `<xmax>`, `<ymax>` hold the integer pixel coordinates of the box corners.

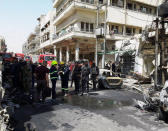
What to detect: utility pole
<box><xmin>102</xmin><ymin>4</ymin><xmax>107</xmax><ymax>69</ymax></box>
<box><xmin>95</xmin><ymin>3</ymin><xmax>99</xmax><ymax>66</ymax></box>
<box><xmin>161</xmin><ymin>18</ymin><xmax>165</xmax><ymax>86</ymax></box>
<box><xmin>154</xmin><ymin>14</ymin><xmax>159</xmax><ymax>90</ymax></box>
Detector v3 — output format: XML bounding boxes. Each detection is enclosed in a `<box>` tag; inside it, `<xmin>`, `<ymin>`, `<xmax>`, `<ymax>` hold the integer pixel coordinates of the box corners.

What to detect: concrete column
<box><xmin>54</xmin><ymin>45</ymin><xmax>57</xmax><ymax>56</ymax></box>
<box><xmin>66</xmin><ymin>46</ymin><xmax>70</xmax><ymax>63</ymax></box>
<box><xmin>59</xmin><ymin>48</ymin><xmax>62</xmax><ymax>62</ymax></box>
<box><xmin>54</xmin><ymin>45</ymin><xmax>57</xmax><ymax>61</ymax></box>
<box><xmin>75</xmin><ymin>44</ymin><xmax>79</xmax><ymax>61</ymax></box>
<box><xmin>123</xmin><ymin>0</ymin><xmax>127</xmax><ymax>36</ymax></box>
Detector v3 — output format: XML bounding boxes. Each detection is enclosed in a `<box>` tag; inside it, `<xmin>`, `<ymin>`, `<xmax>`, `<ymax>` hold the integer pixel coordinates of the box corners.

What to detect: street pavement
<box><xmin>14</xmin><ymin>81</ymin><xmax>168</xmax><ymax>131</ymax></box>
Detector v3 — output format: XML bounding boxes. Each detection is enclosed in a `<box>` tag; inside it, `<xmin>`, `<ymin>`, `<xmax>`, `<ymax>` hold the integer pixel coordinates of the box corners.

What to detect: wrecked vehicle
<box><xmin>97</xmin><ymin>69</ymin><xmax>123</xmax><ymax>89</ymax></box>
<box><xmin>135</xmin><ymin>79</ymin><xmax>168</xmax><ymax>123</ymax></box>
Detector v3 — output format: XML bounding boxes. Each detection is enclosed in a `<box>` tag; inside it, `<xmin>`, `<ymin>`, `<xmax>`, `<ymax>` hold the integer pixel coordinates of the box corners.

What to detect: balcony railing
<box><xmin>52</xmin><ymin>27</ymin><xmax>94</xmax><ymax>40</ymax></box>
<box><xmin>54</xmin><ymin>0</ymin><xmax>96</xmax><ymax>21</ymax></box>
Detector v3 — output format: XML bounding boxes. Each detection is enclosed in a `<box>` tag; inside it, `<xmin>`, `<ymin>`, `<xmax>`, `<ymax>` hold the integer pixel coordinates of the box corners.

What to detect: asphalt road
<box><xmin>14</xmin><ymin>86</ymin><xmax>168</xmax><ymax>131</ymax></box>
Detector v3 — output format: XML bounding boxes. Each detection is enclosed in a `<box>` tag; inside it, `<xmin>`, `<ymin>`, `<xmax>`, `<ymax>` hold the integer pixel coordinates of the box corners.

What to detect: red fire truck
<box><xmin>38</xmin><ymin>54</ymin><xmax>56</xmax><ymax>66</ymax></box>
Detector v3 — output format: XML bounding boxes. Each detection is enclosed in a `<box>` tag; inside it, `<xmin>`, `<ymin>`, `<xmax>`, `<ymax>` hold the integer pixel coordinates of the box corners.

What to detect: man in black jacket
<box><xmin>49</xmin><ymin>61</ymin><xmax>58</xmax><ymax>100</ymax></box>
<box><xmin>91</xmin><ymin>63</ymin><xmax>99</xmax><ymax>90</ymax></box>
<box><xmin>59</xmin><ymin>61</ymin><xmax>70</xmax><ymax>96</ymax></box>
<box><xmin>71</xmin><ymin>61</ymin><xmax>82</xmax><ymax>95</ymax></box>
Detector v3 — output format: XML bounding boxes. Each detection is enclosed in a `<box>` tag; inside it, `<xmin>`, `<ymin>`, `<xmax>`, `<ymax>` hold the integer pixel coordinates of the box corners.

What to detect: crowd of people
<box><xmin>2</xmin><ymin>58</ymin><xmax>100</xmax><ymax>104</ymax></box>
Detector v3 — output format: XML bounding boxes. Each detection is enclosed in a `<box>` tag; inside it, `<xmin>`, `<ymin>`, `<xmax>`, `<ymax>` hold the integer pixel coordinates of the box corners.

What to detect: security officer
<box><xmin>71</xmin><ymin>61</ymin><xmax>82</xmax><ymax>94</ymax></box>
<box><xmin>59</xmin><ymin>61</ymin><xmax>70</xmax><ymax>96</ymax></box>
<box><xmin>81</xmin><ymin>61</ymin><xmax>90</xmax><ymax>95</ymax></box>
<box><xmin>49</xmin><ymin>60</ymin><xmax>58</xmax><ymax>100</ymax></box>
<box><xmin>90</xmin><ymin>62</ymin><xmax>99</xmax><ymax>90</ymax></box>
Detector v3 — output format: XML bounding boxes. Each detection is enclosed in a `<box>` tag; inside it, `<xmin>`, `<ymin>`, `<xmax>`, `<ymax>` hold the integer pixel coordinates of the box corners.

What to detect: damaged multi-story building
<box><xmin>23</xmin><ymin>0</ymin><xmax>164</xmax><ymax>74</ymax></box>
<box><xmin>51</xmin><ymin>0</ymin><xmax>163</xmax><ymax>67</ymax></box>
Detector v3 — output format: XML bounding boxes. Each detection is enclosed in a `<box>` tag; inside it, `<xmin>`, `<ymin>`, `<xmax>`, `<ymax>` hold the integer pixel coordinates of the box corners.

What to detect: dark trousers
<box><xmin>51</xmin><ymin>79</ymin><xmax>57</xmax><ymax>99</ymax></box>
<box><xmin>36</xmin><ymin>80</ymin><xmax>47</xmax><ymax>102</ymax></box>
<box><xmin>82</xmin><ymin>79</ymin><xmax>89</xmax><ymax>93</ymax></box>
<box><xmin>92</xmin><ymin>75</ymin><xmax>97</xmax><ymax>90</ymax></box>
<box><xmin>74</xmin><ymin>79</ymin><xmax>80</xmax><ymax>94</ymax></box>
<box><xmin>61</xmin><ymin>80</ymin><xmax>68</xmax><ymax>95</ymax></box>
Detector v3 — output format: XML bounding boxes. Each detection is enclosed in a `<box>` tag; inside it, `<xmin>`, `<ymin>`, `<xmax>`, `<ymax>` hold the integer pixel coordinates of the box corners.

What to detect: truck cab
<box><xmin>38</xmin><ymin>54</ymin><xmax>56</xmax><ymax>66</ymax></box>
<box><xmin>15</xmin><ymin>53</ymin><xmax>24</xmax><ymax>61</ymax></box>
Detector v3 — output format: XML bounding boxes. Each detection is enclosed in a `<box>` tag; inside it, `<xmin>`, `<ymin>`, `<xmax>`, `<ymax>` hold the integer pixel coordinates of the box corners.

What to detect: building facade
<box><xmin>22</xmin><ymin>25</ymin><xmax>40</xmax><ymax>55</ymax></box>
<box><xmin>51</xmin><ymin>0</ymin><xmax>163</xmax><ymax>66</ymax></box>
<box><xmin>37</xmin><ymin>10</ymin><xmax>56</xmax><ymax>55</ymax></box>
<box><xmin>0</xmin><ymin>36</ymin><xmax>7</xmax><ymax>53</ymax></box>
<box><xmin>23</xmin><ymin>0</ymin><xmax>164</xmax><ymax>68</ymax></box>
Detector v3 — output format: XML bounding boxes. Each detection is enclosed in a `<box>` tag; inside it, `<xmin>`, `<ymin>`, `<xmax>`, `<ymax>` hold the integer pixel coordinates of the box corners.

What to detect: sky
<box><xmin>0</xmin><ymin>0</ymin><xmax>53</xmax><ymax>53</ymax></box>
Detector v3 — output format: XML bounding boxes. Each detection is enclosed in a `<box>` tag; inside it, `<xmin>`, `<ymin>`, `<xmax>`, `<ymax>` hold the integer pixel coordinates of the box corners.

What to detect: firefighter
<box><xmin>49</xmin><ymin>60</ymin><xmax>58</xmax><ymax>100</ymax></box>
<box><xmin>59</xmin><ymin>61</ymin><xmax>70</xmax><ymax>96</ymax></box>
<box><xmin>81</xmin><ymin>61</ymin><xmax>90</xmax><ymax>96</ymax></box>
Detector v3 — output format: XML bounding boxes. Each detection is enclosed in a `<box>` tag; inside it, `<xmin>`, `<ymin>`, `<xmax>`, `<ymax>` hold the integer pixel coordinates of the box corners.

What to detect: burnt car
<box><xmin>97</xmin><ymin>69</ymin><xmax>123</xmax><ymax>89</ymax></box>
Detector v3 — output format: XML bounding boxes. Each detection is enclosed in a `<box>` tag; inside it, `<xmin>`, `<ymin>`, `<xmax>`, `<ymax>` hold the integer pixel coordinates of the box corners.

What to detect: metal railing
<box><xmin>54</xmin><ymin>0</ymin><xmax>97</xmax><ymax>21</ymax></box>
<box><xmin>52</xmin><ymin>27</ymin><xmax>95</xmax><ymax>40</ymax></box>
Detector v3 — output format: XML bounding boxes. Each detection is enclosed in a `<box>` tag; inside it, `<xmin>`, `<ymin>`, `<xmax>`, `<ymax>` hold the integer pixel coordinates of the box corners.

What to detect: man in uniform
<box><xmin>49</xmin><ymin>60</ymin><xmax>58</xmax><ymax>100</ymax></box>
<box><xmin>81</xmin><ymin>61</ymin><xmax>90</xmax><ymax>95</ymax></box>
<box><xmin>71</xmin><ymin>61</ymin><xmax>81</xmax><ymax>94</ymax></box>
<box><xmin>59</xmin><ymin>61</ymin><xmax>70</xmax><ymax>96</ymax></box>
<box><xmin>90</xmin><ymin>62</ymin><xmax>99</xmax><ymax>90</ymax></box>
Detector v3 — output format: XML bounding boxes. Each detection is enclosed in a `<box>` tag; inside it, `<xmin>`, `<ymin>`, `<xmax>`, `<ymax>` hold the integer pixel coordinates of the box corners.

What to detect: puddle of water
<box><xmin>63</xmin><ymin>95</ymin><xmax>131</xmax><ymax>110</ymax></box>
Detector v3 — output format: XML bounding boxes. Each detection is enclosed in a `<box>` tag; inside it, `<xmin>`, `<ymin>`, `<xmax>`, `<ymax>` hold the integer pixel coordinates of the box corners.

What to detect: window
<box><xmin>133</xmin><ymin>28</ymin><xmax>136</xmax><ymax>34</ymax></box>
<box><xmin>80</xmin><ymin>22</ymin><xmax>94</xmax><ymax>32</ymax></box>
<box><xmin>99</xmin><ymin>0</ymin><xmax>103</xmax><ymax>4</ymax></box>
<box><xmin>81</xmin><ymin>0</ymin><xmax>94</xmax><ymax>4</ymax></box>
<box><xmin>86</xmin><ymin>23</ymin><xmax>89</xmax><ymax>32</ymax></box>
<box><xmin>110</xmin><ymin>25</ymin><xmax>119</xmax><ymax>34</ymax></box>
<box><xmin>126</xmin><ymin>27</ymin><xmax>132</xmax><ymax>35</ymax></box>
<box><xmin>81</xmin><ymin>22</ymin><xmax>85</xmax><ymax>31</ymax></box>
<box><xmin>139</xmin><ymin>29</ymin><xmax>142</xmax><ymax>34</ymax></box>
<box><xmin>90</xmin><ymin>24</ymin><xmax>94</xmax><ymax>32</ymax></box>
<box><xmin>133</xmin><ymin>4</ymin><xmax>136</xmax><ymax>10</ymax></box>
<box><xmin>127</xmin><ymin>3</ymin><xmax>133</xmax><ymax>10</ymax></box>
<box><xmin>149</xmin><ymin>8</ymin><xmax>152</xmax><ymax>14</ymax></box>
<box><xmin>110</xmin><ymin>0</ymin><xmax>123</xmax><ymax>7</ymax></box>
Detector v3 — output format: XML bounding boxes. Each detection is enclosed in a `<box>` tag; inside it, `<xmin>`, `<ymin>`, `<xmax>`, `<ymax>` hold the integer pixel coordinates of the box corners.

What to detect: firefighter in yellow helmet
<box><xmin>49</xmin><ymin>60</ymin><xmax>58</xmax><ymax>100</ymax></box>
<box><xmin>59</xmin><ymin>61</ymin><xmax>70</xmax><ymax>96</ymax></box>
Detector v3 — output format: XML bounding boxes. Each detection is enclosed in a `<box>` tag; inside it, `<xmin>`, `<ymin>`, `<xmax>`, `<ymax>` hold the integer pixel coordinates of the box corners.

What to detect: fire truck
<box><xmin>38</xmin><ymin>54</ymin><xmax>56</xmax><ymax>66</ymax></box>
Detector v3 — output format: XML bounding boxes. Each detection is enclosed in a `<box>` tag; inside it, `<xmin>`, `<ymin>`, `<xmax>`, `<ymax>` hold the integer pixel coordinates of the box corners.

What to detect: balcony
<box><xmin>107</xmin><ymin>6</ymin><xmax>155</xmax><ymax>28</ymax></box>
<box><xmin>53</xmin><ymin>0</ymin><xmax>97</xmax><ymax>25</ymax></box>
<box><xmin>52</xmin><ymin>26</ymin><xmax>95</xmax><ymax>44</ymax></box>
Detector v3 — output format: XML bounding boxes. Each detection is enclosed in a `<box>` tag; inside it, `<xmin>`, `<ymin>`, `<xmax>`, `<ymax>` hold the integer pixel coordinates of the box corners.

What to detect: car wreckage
<box><xmin>135</xmin><ymin>80</ymin><xmax>168</xmax><ymax>123</ymax></box>
<box><xmin>97</xmin><ymin>69</ymin><xmax>123</xmax><ymax>89</ymax></box>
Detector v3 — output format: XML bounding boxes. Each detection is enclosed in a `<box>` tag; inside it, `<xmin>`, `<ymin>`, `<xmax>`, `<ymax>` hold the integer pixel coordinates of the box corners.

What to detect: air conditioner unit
<box><xmin>95</xmin><ymin>28</ymin><xmax>104</xmax><ymax>36</ymax></box>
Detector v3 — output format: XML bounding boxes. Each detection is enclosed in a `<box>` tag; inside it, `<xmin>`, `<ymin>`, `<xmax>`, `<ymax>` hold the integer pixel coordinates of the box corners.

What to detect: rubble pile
<box><xmin>124</xmin><ymin>76</ymin><xmax>168</xmax><ymax>123</ymax></box>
